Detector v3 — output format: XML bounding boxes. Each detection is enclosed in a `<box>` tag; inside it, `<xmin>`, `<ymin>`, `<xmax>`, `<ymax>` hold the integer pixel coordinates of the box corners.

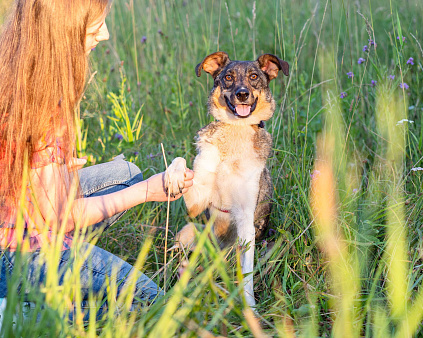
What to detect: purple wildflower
<box><xmin>368</xmin><ymin>39</ymin><xmax>375</xmax><ymax>45</ymax></box>
<box><xmin>397</xmin><ymin>36</ymin><xmax>406</xmax><ymax>42</ymax></box>
<box><xmin>114</xmin><ymin>133</ymin><xmax>123</xmax><ymax>141</ymax></box>
<box><xmin>363</xmin><ymin>45</ymin><xmax>368</xmax><ymax>52</ymax></box>
<box><xmin>140</xmin><ymin>36</ymin><xmax>147</xmax><ymax>43</ymax></box>
<box><xmin>91</xmin><ymin>47</ymin><xmax>96</xmax><ymax>51</ymax></box>
<box><xmin>358</xmin><ymin>57</ymin><xmax>366</xmax><ymax>64</ymax></box>
<box><xmin>268</xmin><ymin>228</ymin><xmax>276</xmax><ymax>236</ymax></box>
<box><xmin>371</xmin><ymin>80</ymin><xmax>377</xmax><ymax>87</ymax></box>
<box><xmin>389</xmin><ymin>75</ymin><xmax>395</xmax><ymax>80</ymax></box>
<box><xmin>134</xmin><ymin>151</ymin><xmax>139</xmax><ymax>156</ymax></box>
<box><xmin>347</xmin><ymin>72</ymin><xmax>354</xmax><ymax>78</ymax></box>
<box><xmin>407</xmin><ymin>57</ymin><xmax>414</xmax><ymax>65</ymax></box>
<box><xmin>399</xmin><ymin>82</ymin><xmax>409</xmax><ymax>90</ymax></box>
<box><xmin>340</xmin><ymin>92</ymin><xmax>347</xmax><ymax>99</ymax></box>
<box><xmin>158</xmin><ymin>29</ymin><xmax>164</xmax><ymax>36</ymax></box>
<box><xmin>189</xmin><ymin>101</ymin><xmax>193</xmax><ymax>106</ymax></box>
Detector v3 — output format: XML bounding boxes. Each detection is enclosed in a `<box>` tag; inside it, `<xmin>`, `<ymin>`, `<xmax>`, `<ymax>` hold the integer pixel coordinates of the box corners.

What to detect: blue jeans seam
<box><xmin>84</xmin><ymin>179</ymin><xmax>134</xmax><ymax>196</ymax></box>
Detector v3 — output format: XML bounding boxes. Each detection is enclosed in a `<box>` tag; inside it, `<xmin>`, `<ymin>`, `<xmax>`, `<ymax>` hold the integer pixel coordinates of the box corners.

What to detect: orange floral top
<box><xmin>0</xmin><ymin>128</ymin><xmax>73</xmax><ymax>252</ymax></box>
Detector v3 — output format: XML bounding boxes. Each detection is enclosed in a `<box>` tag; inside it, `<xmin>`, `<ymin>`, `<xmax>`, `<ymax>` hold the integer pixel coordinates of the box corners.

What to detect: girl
<box><xmin>0</xmin><ymin>0</ymin><xmax>193</xmax><ymax>319</ymax></box>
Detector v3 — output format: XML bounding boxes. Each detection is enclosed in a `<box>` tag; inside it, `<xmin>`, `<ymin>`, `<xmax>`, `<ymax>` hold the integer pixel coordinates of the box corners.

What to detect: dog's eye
<box><xmin>225</xmin><ymin>75</ymin><xmax>233</xmax><ymax>81</ymax></box>
<box><xmin>250</xmin><ymin>74</ymin><xmax>258</xmax><ymax>80</ymax></box>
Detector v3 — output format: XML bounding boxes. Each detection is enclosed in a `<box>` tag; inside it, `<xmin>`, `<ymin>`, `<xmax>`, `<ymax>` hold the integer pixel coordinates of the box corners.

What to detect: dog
<box><xmin>165</xmin><ymin>51</ymin><xmax>289</xmax><ymax>307</ymax></box>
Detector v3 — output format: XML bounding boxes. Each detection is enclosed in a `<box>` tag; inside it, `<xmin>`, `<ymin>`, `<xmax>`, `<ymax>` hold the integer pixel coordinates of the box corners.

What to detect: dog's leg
<box><xmin>183</xmin><ymin>146</ymin><xmax>220</xmax><ymax>217</ymax></box>
<box><xmin>234</xmin><ymin>209</ymin><xmax>256</xmax><ymax>308</ymax></box>
<box><xmin>182</xmin><ymin>172</ymin><xmax>215</xmax><ymax>217</ymax></box>
<box><xmin>243</xmin><ymin>243</ymin><xmax>256</xmax><ymax>307</ymax></box>
<box><xmin>170</xmin><ymin>146</ymin><xmax>220</xmax><ymax>249</ymax></box>
<box><xmin>229</xmin><ymin>170</ymin><xmax>262</xmax><ymax>308</ymax></box>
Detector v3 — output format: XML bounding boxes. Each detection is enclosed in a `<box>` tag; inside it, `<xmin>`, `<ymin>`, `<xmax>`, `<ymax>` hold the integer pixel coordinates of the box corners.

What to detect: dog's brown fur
<box><xmin>188</xmin><ymin>121</ymin><xmax>273</xmax><ymax>246</ymax></box>
<box><xmin>165</xmin><ymin>51</ymin><xmax>289</xmax><ymax>307</ymax></box>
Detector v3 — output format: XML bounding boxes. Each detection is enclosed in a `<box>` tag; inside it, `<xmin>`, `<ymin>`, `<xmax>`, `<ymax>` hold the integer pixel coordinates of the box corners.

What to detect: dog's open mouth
<box><xmin>225</xmin><ymin>97</ymin><xmax>258</xmax><ymax>118</ymax></box>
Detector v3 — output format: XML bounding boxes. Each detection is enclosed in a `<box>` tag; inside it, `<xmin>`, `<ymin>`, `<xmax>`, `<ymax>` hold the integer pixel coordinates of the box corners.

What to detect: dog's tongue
<box><xmin>235</xmin><ymin>105</ymin><xmax>251</xmax><ymax>117</ymax></box>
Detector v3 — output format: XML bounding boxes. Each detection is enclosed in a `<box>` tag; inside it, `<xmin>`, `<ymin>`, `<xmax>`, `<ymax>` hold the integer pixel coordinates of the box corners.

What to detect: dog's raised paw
<box><xmin>164</xmin><ymin>157</ymin><xmax>187</xmax><ymax>198</ymax></box>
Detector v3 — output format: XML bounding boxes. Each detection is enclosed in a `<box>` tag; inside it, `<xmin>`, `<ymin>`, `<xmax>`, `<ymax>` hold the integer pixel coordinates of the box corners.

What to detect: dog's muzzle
<box><xmin>224</xmin><ymin>96</ymin><xmax>258</xmax><ymax>118</ymax></box>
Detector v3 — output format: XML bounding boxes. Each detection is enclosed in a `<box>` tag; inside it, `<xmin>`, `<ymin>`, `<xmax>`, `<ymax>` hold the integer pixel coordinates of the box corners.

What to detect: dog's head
<box><xmin>196</xmin><ymin>52</ymin><xmax>289</xmax><ymax>125</ymax></box>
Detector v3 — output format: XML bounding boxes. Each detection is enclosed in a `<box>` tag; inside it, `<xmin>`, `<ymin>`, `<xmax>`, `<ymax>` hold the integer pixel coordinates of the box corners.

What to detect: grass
<box><xmin>2</xmin><ymin>0</ymin><xmax>423</xmax><ymax>336</ymax></box>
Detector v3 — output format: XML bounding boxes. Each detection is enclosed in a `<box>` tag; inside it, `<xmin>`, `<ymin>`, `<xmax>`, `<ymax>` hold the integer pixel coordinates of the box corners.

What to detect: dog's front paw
<box><xmin>164</xmin><ymin>157</ymin><xmax>187</xmax><ymax>198</ymax></box>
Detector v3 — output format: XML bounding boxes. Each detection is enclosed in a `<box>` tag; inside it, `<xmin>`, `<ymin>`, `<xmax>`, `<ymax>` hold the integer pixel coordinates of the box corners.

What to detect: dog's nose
<box><xmin>235</xmin><ymin>88</ymin><xmax>249</xmax><ymax>102</ymax></box>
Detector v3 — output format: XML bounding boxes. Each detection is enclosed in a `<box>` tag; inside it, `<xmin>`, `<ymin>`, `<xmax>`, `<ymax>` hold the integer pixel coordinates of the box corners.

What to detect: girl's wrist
<box><xmin>143</xmin><ymin>172</ymin><xmax>166</xmax><ymax>203</ymax></box>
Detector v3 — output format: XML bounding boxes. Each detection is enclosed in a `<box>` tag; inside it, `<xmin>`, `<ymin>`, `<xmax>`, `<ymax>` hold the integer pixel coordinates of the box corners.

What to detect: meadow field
<box><xmin>2</xmin><ymin>0</ymin><xmax>423</xmax><ymax>336</ymax></box>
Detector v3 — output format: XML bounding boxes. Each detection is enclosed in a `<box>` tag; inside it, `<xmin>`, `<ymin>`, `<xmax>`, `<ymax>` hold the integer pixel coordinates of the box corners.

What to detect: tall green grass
<box><xmin>1</xmin><ymin>0</ymin><xmax>423</xmax><ymax>336</ymax></box>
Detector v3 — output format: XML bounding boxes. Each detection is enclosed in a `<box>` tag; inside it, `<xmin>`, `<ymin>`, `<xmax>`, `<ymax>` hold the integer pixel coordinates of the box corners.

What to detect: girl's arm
<box><xmin>30</xmin><ymin>162</ymin><xmax>194</xmax><ymax>232</ymax></box>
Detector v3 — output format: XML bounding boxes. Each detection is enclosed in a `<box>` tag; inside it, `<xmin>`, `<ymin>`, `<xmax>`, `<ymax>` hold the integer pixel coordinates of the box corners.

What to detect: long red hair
<box><xmin>0</xmin><ymin>0</ymin><xmax>110</xmax><ymax>212</ymax></box>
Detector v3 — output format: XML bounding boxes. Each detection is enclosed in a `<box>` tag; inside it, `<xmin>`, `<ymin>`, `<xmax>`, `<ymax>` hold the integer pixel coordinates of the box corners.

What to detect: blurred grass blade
<box><xmin>375</xmin><ymin>82</ymin><xmax>408</xmax><ymax>320</ymax></box>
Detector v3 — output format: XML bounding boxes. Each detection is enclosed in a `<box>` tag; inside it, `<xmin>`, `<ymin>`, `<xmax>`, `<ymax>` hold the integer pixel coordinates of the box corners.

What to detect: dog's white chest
<box><xmin>201</xmin><ymin>126</ymin><xmax>264</xmax><ymax>174</ymax></box>
<box><xmin>194</xmin><ymin>124</ymin><xmax>267</xmax><ymax>210</ymax></box>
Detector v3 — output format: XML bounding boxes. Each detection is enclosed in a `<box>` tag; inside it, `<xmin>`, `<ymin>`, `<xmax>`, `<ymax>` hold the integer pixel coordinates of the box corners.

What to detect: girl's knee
<box><xmin>79</xmin><ymin>157</ymin><xmax>143</xmax><ymax>195</ymax></box>
<box><xmin>122</xmin><ymin>160</ymin><xmax>143</xmax><ymax>183</ymax></box>
<box><xmin>110</xmin><ymin>155</ymin><xmax>143</xmax><ymax>184</ymax></box>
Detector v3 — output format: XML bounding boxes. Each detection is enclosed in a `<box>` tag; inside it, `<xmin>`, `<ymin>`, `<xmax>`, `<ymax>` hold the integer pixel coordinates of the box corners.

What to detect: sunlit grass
<box><xmin>0</xmin><ymin>0</ymin><xmax>12</xmax><ymax>25</ymax></box>
<box><xmin>1</xmin><ymin>0</ymin><xmax>423</xmax><ymax>336</ymax></box>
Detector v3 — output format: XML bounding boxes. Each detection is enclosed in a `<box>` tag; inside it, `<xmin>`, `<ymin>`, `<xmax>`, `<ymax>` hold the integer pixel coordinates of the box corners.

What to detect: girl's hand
<box><xmin>146</xmin><ymin>169</ymin><xmax>194</xmax><ymax>202</ymax></box>
<box><xmin>68</xmin><ymin>156</ymin><xmax>88</xmax><ymax>172</ymax></box>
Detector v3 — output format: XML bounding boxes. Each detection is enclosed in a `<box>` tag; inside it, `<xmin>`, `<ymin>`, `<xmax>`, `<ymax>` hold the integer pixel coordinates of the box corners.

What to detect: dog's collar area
<box><xmin>210</xmin><ymin>205</ymin><xmax>231</xmax><ymax>213</ymax></box>
<box><xmin>217</xmin><ymin>208</ymin><xmax>230</xmax><ymax>213</ymax></box>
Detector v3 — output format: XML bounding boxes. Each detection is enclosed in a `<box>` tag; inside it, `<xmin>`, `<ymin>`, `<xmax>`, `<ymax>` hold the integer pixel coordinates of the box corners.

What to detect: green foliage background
<box><xmin>2</xmin><ymin>0</ymin><xmax>423</xmax><ymax>336</ymax></box>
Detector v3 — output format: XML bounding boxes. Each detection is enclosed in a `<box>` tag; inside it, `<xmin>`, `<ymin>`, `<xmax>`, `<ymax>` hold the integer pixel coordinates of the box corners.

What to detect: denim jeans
<box><xmin>0</xmin><ymin>156</ymin><xmax>162</xmax><ymax>320</ymax></box>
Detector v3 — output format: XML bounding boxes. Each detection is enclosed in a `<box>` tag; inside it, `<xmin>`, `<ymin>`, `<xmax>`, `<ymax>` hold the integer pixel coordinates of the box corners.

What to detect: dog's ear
<box><xmin>195</xmin><ymin>52</ymin><xmax>230</xmax><ymax>78</ymax></box>
<box><xmin>257</xmin><ymin>54</ymin><xmax>289</xmax><ymax>80</ymax></box>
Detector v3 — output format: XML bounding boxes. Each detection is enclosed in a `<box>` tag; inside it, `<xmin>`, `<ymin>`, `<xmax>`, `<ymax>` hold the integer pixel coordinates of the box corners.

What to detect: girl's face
<box><xmin>85</xmin><ymin>15</ymin><xmax>109</xmax><ymax>54</ymax></box>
